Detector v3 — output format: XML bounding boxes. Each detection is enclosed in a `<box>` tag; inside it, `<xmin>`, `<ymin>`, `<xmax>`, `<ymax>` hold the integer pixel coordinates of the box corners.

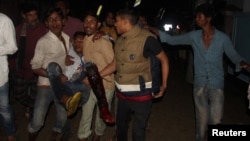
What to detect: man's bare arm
<box><xmin>153</xmin><ymin>50</ymin><xmax>169</xmax><ymax>98</ymax></box>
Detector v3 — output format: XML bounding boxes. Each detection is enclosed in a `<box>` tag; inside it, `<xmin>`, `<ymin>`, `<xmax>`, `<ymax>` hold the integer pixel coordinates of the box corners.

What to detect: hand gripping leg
<box><xmin>85</xmin><ymin>62</ymin><xmax>115</xmax><ymax>125</ymax></box>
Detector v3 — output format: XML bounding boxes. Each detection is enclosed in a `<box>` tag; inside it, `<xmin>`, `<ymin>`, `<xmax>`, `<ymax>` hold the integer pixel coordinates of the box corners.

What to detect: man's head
<box><xmin>105</xmin><ymin>11</ymin><xmax>115</xmax><ymax>27</ymax></box>
<box><xmin>194</xmin><ymin>3</ymin><xmax>216</xmax><ymax>27</ymax></box>
<box><xmin>82</xmin><ymin>11</ymin><xmax>101</xmax><ymax>36</ymax></box>
<box><xmin>55</xmin><ymin>0</ymin><xmax>70</xmax><ymax>18</ymax></box>
<box><xmin>44</xmin><ymin>8</ymin><xmax>65</xmax><ymax>36</ymax></box>
<box><xmin>114</xmin><ymin>9</ymin><xmax>139</xmax><ymax>35</ymax></box>
<box><xmin>138</xmin><ymin>15</ymin><xmax>147</xmax><ymax>28</ymax></box>
<box><xmin>73</xmin><ymin>31</ymin><xmax>85</xmax><ymax>55</ymax></box>
<box><xmin>21</xmin><ymin>3</ymin><xmax>39</xmax><ymax>25</ymax></box>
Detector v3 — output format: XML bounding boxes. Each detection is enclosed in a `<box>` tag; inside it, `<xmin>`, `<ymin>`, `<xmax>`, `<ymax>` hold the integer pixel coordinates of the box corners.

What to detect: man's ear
<box><xmin>123</xmin><ymin>18</ymin><xmax>129</xmax><ymax>26</ymax></box>
<box><xmin>45</xmin><ymin>21</ymin><xmax>49</xmax><ymax>28</ymax></box>
<box><xmin>62</xmin><ymin>18</ymin><xmax>66</xmax><ymax>26</ymax></box>
<box><xmin>21</xmin><ymin>12</ymin><xmax>26</xmax><ymax>20</ymax></box>
<box><xmin>97</xmin><ymin>22</ymin><xmax>101</xmax><ymax>29</ymax></box>
<box><xmin>66</xmin><ymin>9</ymin><xmax>70</xmax><ymax>15</ymax></box>
<box><xmin>207</xmin><ymin>16</ymin><xmax>212</xmax><ymax>22</ymax></box>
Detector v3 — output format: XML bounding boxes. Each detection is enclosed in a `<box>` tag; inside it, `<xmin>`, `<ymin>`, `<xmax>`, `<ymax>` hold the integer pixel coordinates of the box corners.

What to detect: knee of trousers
<box><xmin>46</xmin><ymin>62</ymin><xmax>62</xmax><ymax>76</ymax></box>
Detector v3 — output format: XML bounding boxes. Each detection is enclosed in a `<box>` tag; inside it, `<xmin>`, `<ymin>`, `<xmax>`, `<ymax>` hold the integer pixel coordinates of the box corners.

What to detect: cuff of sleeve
<box><xmin>235</xmin><ymin>63</ymin><xmax>242</xmax><ymax>72</ymax></box>
<box><xmin>159</xmin><ymin>30</ymin><xmax>167</xmax><ymax>43</ymax></box>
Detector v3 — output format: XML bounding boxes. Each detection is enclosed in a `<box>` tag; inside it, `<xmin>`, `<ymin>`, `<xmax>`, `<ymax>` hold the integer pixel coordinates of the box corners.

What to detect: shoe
<box><xmin>100</xmin><ymin>107</ymin><xmax>115</xmax><ymax>125</ymax></box>
<box><xmin>61</xmin><ymin>92</ymin><xmax>82</xmax><ymax>116</ymax></box>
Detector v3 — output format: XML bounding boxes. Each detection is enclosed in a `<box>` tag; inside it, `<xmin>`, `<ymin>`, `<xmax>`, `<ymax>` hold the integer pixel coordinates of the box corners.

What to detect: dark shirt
<box><xmin>12</xmin><ymin>22</ymin><xmax>47</xmax><ymax>78</ymax></box>
<box><xmin>143</xmin><ymin>36</ymin><xmax>162</xmax><ymax>58</ymax></box>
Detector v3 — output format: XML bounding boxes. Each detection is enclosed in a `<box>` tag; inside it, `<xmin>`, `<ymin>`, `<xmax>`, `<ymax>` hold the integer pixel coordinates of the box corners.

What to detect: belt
<box><xmin>115</xmin><ymin>81</ymin><xmax>152</xmax><ymax>92</ymax></box>
<box><xmin>117</xmin><ymin>92</ymin><xmax>152</xmax><ymax>102</ymax></box>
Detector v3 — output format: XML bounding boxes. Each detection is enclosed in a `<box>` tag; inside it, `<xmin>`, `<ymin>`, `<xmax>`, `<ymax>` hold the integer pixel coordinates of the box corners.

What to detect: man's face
<box><xmin>195</xmin><ymin>12</ymin><xmax>210</xmax><ymax>27</ymax></box>
<box><xmin>139</xmin><ymin>16</ymin><xmax>147</xmax><ymax>28</ymax></box>
<box><xmin>114</xmin><ymin>16</ymin><xmax>125</xmax><ymax>35</ymax></box>
<box><xmin>45</xmin><ymin>12</ymin><xmax>64</xmax><ymax>36</ymax></box>
<box><xmin>83</xmin><ymin>15</ymin><xmax>100</xmax><ymax>36</ymax></box>
<box><xmin>23</xmin><ymin>10</ymin><xmax>38</xmax><ymax>25</ymax></box>
<box><xmin>55</xmin><ymin>1</ymin><xmax>68</xmax><ymax>17</ymax></box>
<box><xmin>105</xmin><ymin>12</ymin><xmax>115</xmax><ymax>27</ymax></box>
<box><xmin>73</xmin><ymin>36</ymin><xmax>84</xmax><ymax>54</ymax></box>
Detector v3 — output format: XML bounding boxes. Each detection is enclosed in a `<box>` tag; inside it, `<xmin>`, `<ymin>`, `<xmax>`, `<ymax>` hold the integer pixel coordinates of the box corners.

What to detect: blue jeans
<box><xmin>46</xmin><ymin>62</ymin><xmax>90</xmax><ymax>106</ymax></box>
<box><xmin>28</xmin><ymin>87</ymin><xmax>67</xmax><ymax>133</ymax></box>
<box><xmin>193</xmin><ymin>85</ymin><xmax>224</xmax><ymax>141</ymax></box>
<box><xmin>0</xmin><ymin>82</ymin><xmax>16</xmax><ymax>136</ymax></box>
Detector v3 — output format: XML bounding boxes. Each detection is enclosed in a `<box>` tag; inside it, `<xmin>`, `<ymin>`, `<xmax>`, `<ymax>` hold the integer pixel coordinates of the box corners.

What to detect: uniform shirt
<box><xmin>83</xmin><ymin>34</ymin><xmax>115</xmax><ymax>90</ymax></box>
<box><xmin>0</xmin><ymin>13</ymin><xmax>18</xmax><ymax>86</ymax></box>
<box><xmin>100</xmin><ymin>25</ymin><xmax>118</xmax><ymax>41</ymax></box>
<box><xmin>159</xmin><ymin>29</ymin><xmax>243</xmax><ymax>89</ymax></box>
<box><xmin>30</xmin><ymin>31</ymin><xmax>70</xmax><ymax>86</ymax></box>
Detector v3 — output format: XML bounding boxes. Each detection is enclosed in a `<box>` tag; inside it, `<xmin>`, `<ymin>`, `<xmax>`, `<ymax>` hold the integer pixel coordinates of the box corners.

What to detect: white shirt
<box><xmin>0</xmin><ymin>13</ymin><xmax>18</xmax><ymax>86</ymax></box>
<box><xmin>30</xmin><ymin>30</ymin><xmax>70</xmax><ymax>86</ymax></box>
<box><xmin>64</xmin><ymin>45</ymin><xmax>84</xmax><ymax>81</ymax></box>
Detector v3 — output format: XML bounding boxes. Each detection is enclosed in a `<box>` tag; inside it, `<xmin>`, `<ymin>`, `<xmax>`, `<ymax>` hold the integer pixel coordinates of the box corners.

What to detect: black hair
<box><xmin>105</xmin><ymin>10</ymin><xmax>115</xmax><ymax>17</ymax></box>
<box><xmin>116</xmin><ymin>9</ymin><xmax>139</xmax><ymax>25</ymax></box>
<box><xmin>55</xmin><ymin>0</ymin><xmax>70</xmax><ymax>9</ymax></box>
<box><xmin>194</xmin><ymin>3</ymin><xmax>216</xmax><ymax>18</ymax></box>
<box><xmin>83</xmin><ymin>10</ymin><xmax>100</xmax><ymax>22</ymax></box>
<box><xmin>21</xmin><ymin>3</ymin><xmax>39</xmax><ymax>14</ymax></box>
<box><xmin>73</xmin><ymin>31</ymin><xmax>86</xmax><ymax>39</ymax></box>
<box><xmin>44</xmin><ymin>7</ymin><xmax>64</xmax><ymax>21</ymax></box>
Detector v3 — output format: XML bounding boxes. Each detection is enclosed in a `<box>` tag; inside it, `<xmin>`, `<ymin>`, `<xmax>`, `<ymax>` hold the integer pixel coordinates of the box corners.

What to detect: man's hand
<box><xmin>82</xmin><ymin>77</ymin><xmax>91</xmax><ymax>88</ymax></box>
<box><xmin>240</xmin><ymin>61</ymin><xmax>250</xmax><ymax>71</ymax></box>
<box><xmin>92</xmin><ymin>31</ymin><xmax>106</xmax><ymax>42</ymax></box>
<box><xmin>152</xmin><ymin>85</ymin><xmax>166</xmax><ymax>98</ymax></box>
<box><xmin>61</xmin><ymin>75</ymin><xmax>68</xmax><ymax>84</ymax></box>
<box><xmin>65</xmin><ymin>55</ymin><xmax>74</xmax><ymax>66</ymax></box>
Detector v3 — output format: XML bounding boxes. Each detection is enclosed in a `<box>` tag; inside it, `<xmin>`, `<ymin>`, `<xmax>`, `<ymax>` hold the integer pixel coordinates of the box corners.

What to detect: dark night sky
<box><xmin>4</xmin><ymin>0</ymin><xmax>201</xmax><ymax>26</ymax></box>
<box><xmin>69</xmin><ymin>0</ymin><xmax>194</xmax><ymax>24</ymax></box>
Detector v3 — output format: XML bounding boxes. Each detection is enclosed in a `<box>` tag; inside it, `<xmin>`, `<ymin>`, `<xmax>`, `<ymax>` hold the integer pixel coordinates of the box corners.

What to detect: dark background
<box><xmin>0</xmin><ymin>0</ymin><xmax>198</xmax><ymax>24</ymax></box>
<box><xmin>0</xmin><ymin>0</ymin><xmax>228</xmax><ymax>30</ymax></box>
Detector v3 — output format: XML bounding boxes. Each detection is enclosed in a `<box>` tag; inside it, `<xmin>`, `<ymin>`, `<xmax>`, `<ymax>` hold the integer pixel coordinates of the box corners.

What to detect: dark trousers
<box><xmin>13</xmin><ymin>75</ymin><xmax>37</xmax><ymax>107</ymax></box>
<box><xmin>116</xmin><ymin>98</ymin><xmax>152</xmax><ymax>141</ymax></box>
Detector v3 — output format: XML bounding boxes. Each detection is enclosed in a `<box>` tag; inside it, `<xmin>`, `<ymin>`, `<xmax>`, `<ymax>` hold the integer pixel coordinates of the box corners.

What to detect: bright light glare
<box><xmin>176</xmin><ymin>25</ymin><xmax>180</xmax><ymax>30</ymax></box>
<box><xmin>96</xmin><ymin>5</ymin><xmax>103</xmax><ymax>16</ymax></box>
<box><xmin>134</xmin><ymin>0</ymin><xmax>141</xmax><ymax>7</ymax></box>
<box><xmin>163</xmin><ymin>24</ymin><xmax>172</xmax><ymax>31</ymax></box>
